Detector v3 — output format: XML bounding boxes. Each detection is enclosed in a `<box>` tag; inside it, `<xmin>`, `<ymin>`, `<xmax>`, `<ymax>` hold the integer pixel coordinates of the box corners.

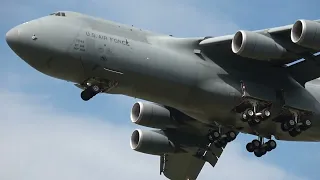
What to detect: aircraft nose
<box><xmin>5</xmin><ymin>27</ymin><xmax>20</xmax><ymax>50</ymax></box>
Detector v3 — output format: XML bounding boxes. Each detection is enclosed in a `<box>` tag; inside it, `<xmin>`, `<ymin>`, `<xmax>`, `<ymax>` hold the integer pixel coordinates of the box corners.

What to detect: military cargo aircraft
<box><xmin>6</xmin><ymin>11</ymin><xmax>320</xmax><ymax>179</ymax></box>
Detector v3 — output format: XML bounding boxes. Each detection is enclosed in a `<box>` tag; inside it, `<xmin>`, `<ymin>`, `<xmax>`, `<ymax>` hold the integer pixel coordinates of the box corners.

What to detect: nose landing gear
<box><xmin>78</xmin><ymin>78</ymin><xmax>118</xmax><ymax>101</ymax></box>
<box><xmin>81</xmin><ymin>84</ymin><xmax>101</xmax><ymax>101</ymax></box>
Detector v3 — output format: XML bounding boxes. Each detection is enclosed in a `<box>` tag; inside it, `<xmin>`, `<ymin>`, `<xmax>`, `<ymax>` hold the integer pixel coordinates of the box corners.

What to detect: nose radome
<box><xmin>5</xmin><ymin>27</ymin><xmax>19</xmax><ymax>50</ymax></box>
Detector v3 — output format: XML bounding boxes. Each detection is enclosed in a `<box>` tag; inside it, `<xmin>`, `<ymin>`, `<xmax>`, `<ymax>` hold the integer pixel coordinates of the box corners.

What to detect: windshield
<box><xmin>49</xmin><ymin>12</ymin><xmax>66</xmax><ymax>17</ymax></box>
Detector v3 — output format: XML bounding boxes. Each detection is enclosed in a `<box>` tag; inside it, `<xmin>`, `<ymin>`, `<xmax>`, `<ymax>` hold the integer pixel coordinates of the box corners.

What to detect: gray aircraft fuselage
<box><xmin>6</xmin><ymin>11</ymin><xmax>320</xmax><ymax>141</ymax></box>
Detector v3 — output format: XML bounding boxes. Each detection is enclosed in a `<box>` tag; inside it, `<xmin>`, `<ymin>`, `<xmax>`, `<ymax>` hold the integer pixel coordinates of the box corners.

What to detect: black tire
<box><xmin>80</xmin><ymin>90</ymin><xmax>92</xmax><ymax>101</ymax></box>
<box><xmin>302</xmin><ymin>119</ymin><xmax>312</xmax><ymax>129</ymax></box>
<box><xmin>254</xmin><ymin>149</ymin><xmax>263</xmax><ymax>157</ymax></box>
<box><xmin>246</xmin><ymin>109</ymin><xmax>254</xmax><ymax>117</ymax></box>
<box><xmin>208</xmin><ymin>131</ymin><xmax>220</xmax><ymax>143</ymax></box>
<box><xmin>266</xmin><ymin>140</ymin><xmax>277</xmax><ymax>150</ymax></box>
<box><xmin>246</xmin><ymin>143</ymin><xmax>254</xmax><ymax>152</ymax></box>
<box><xmin>252</xmin><ymin>140</ymin><xmax>261</xmax><ymax>148</ymax></box>
<box><xmin>226</xmin><ymin>131</ymin><xmax>237</xmax><ymax>142</ymax></box>
<box><xmin>262</xmin><ymin>109</ymin><xmax>271</xmax><ymax>118</ymax></box>
<box><xmin>281</xmin><ymin>122</ymin><xmax>290</xmax><ymax>132</ymax></box>
<box><xmin>241</xmin><ymin>112</ymin><xmax>248</xmax><ymax>122</ymax></box>
<box><xmin>287</xmin><ymin>119</ymin><xmax>296</xmax><ymax>129</ymax></box>
<box><xmin>260</xmin><ymin>148</ymin><xmax>267</xmax><ymax>156</ymax></box>
<box><xmin>289</xmin><ymin>129</ymin><xmax>301</xmax><ymax>137</ymax></box>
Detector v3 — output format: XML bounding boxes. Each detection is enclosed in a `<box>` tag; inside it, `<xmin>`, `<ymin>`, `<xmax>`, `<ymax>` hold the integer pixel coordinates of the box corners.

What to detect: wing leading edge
<box><xmin>198</xmin><ymin>19</ymin><xmax>320</xmax><ymax>85</ymax></box>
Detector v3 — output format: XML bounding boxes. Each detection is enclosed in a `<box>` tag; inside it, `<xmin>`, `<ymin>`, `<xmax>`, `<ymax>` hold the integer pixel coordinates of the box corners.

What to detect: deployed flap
<box><xmin>161</xmin><ymin>143</ymin><xmax>224</xmax><ymax>180</ymax></box>
<box><xmin>287</xmin><ymin>54</ymin><xmax>320</xmax><ymax>85</ymax></box>
<box><xmin>162</xmin><ymin>153</ymin><xmax>205</xmax><ymax>180</ymax></box>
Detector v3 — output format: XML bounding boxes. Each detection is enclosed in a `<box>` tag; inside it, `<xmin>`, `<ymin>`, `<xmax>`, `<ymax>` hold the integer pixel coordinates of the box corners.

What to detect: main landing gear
<box><xmin>234</xmin><ymin>82</ymin><xmax>272</xmax><ymax>127</ymax></box>
<box><xmin>235</xmin><ymin>96</ymin><xmax>272</xmax><ymax>127</ymax></box>
<box><xmin>246</xmin><ymin>137</ymin><xmax>277</xmax><ymax>157</ymax></box>
<box><xmin>279</xmin><ymin>109</ymin><xmax>312</xmax><ymax>137</ymax></box>
<box><xmin>207</xmin><ymin>129</ymin><xmax>237</xmax><ymax>148</ymax></box>
<box><xmin>194</xmin><ymin>128</ymin><xmax>238</xmax><ymax>165</ymax></box>
<box><xmin>79</xmin><ymin>78</ymin><xmax>118</xmax><ymax>101</ymax></box>
<box><xmin>241</xmin><ymin>103</ymin><xmax>271</xmax><ymax>126</ymax></box>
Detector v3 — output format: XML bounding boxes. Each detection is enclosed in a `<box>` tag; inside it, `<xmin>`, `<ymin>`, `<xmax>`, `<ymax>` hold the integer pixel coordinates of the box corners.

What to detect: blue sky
<box><xmin>1</xmin><ymin>0</ymin><xmax>320</xmax><ymax>179</ymax></box>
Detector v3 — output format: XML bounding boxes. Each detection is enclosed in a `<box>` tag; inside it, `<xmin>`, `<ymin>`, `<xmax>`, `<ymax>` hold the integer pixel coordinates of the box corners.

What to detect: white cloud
<box><xmin>0</xmin><ymin>90</ymin><xmax>307</xmax><ymax>180</ymax></box>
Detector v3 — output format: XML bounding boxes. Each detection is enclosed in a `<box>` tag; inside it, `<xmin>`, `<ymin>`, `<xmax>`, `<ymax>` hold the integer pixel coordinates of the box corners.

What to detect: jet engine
<box><xmin>231</xmin><ymin>30</ymin><xmax>287</xmax><ymax>60</ymax></box>
<box><xmin>130</xmin><ymin>129</ymin><xmax>176</xmax><ymax>155</ymax></box>
<box><xmin>291</xmin><ymin>19</ymin><xmax>320</xmax><ymax>50</ymax></box>
<box><xmin>130</xmin><ymin>101</ymin><xmax>177</xmax><ymax>129</ymax></box>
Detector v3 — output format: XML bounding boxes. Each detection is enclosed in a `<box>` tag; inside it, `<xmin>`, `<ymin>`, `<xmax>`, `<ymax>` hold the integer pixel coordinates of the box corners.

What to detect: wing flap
<box><xmin>162</xmin><ymin>153</ymin><xmax>205</xmax><ymax>180</ymax></box>
<box><xmin>161</xmin><ymin>143</ymin><xmax>224</xmax><ymax>180</ymax></box>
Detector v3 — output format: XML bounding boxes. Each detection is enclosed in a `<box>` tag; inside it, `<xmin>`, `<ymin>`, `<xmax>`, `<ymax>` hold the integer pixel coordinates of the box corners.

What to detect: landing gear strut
<box><xmin>246</xmin><ymin>137</ymin><xmax>276</xmax><ymax>157</ymax></box>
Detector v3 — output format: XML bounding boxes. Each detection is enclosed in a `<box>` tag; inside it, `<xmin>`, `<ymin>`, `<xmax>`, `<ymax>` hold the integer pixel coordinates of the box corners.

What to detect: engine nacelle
<box><xmin>130</xmin><ymin>101</ymin><xmax>177</xmax><ymax>129</ymax></box>
<box><xmin>291</xmin><ymin>19</ymin><xmax>320</xmax><ymax>50</ymax></box>
<box><xmin>231</xmin><ymin>30</ymin><xmax>287</xmax><ymax>60</ymax></box>
<box><xmin>130</xmin><ymin>129</ymin><xmax>175</xmax><ymax>155</ymax></box>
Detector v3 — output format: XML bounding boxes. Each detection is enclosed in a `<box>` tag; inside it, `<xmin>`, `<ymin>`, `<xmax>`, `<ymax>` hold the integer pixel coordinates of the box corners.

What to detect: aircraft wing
<box><xmin>161</xmin><ymin>142</ymin><xmax>224</xmax><ymax>180</ymax></box>
<box><xmin>130</xmin><ymin>103</ymin><xmax>237</xmax><ymax>180</ymax></box>
<box><xmin>287</xmin><ymin>54</ymin><xmax>320</xmax><ymax>85</ymax></box>
<box><xmin>198</xmin><ymin>19</ymin><xmax>320</xmax><ymax>85</ymax></box>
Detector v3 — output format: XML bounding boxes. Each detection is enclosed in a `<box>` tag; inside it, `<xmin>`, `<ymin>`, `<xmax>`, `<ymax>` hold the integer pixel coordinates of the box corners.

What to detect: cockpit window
<box><xmin>49</xmin><ymin>12</ymin><xmax>66</xmax><ymax>17</ymax></box>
